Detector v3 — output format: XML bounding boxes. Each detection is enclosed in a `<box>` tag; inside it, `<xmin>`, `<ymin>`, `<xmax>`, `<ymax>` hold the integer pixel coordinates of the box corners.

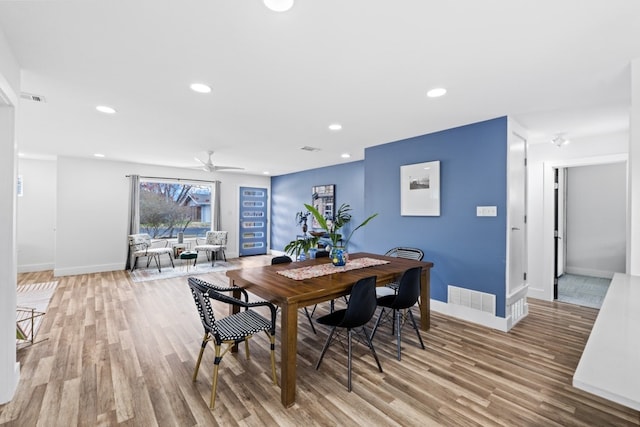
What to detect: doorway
<box><xmin>553</xmin><ymin>162</ymin><xmax>626</xmax><ymax>308</ymax></box>
<box><xmin>238</xmin><ymin>186</ymin><xmax>268</xmax><ymax>256</ymax></box>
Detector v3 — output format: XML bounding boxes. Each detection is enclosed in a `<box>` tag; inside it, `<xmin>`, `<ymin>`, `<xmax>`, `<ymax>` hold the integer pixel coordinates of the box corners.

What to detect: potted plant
<box><xmin>295</xmin><ymin>210</ymin><xmax>311</xmax><ymax>235</ymax></box>
<box><xmin>284</xmin><ymin>235</ymin><xmax>318</xmax><ymax>261</ymax></box>
<box><xmin>304</xmin><ymin>203</ymin><xmax>377</xmax><ymax>266</ymax></box>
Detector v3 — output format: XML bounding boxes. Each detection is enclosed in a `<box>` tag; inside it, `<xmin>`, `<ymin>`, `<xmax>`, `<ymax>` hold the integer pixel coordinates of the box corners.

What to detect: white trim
<box><xmin>430</xmin><ymin>299</ymin><xmax>511</xmax><ymax>332</ymax></box>
<box><xmin>506</xmin><ymin>284</ymin><xmax>529</xmax><ymax>304</ymax></box>
<box><xmin>54</xmin><ymin>263</ymin><xmax>125</xmax><ymax>276</ymax></box>
<box><xmin>17</xmin><ymin>262</ymin><xmax>55</xmax><ymax>273</ymax></box>
<box><xmin>541</xmin><ymin>153</ymin><xmax>629</xmax><ymax>301</ymax></box>
<box><xmin>0</xmin><ymin>71</ymin><xmax>18</xmax><ymax>107</ymax></box>
<box><xmin>0</xmin><ymin>72</ymin><xmax>19</xmax><ymax>405</ymax></box>
<box><xmin>545</xmin><ymin>153</ymin><xmax>627</xmax><ymax>169</ymax></box>
<box><xmin>506</xmin><ymin>118</ymin><xmax>529</xmax><ymax>300</ymax></box>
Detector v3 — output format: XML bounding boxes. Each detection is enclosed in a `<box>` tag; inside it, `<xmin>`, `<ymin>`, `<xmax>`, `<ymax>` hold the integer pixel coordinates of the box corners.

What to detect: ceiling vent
<box><xmin>300</xmin><ymin>146</ymin><xmax>321</xmax><ymax>152</ymax></box>
<box><xmin>20</xmin><ymin>92</ymin><xmax>46</xmax><ymax>103</ymax></box>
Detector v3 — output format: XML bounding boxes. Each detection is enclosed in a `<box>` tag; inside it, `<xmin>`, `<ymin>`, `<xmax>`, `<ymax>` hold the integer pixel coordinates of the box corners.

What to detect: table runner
<box><xmin>277</xmin><ymin>257</ymin><xmax>390</xmax><ymax>280</ymax></box>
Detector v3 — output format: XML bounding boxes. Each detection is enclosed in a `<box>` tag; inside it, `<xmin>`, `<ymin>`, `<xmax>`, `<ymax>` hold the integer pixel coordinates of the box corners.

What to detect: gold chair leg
<box><xmin>193</xmin><ymin>333</ymin><xmax>209</xmax><ymax>382</ymax></box>
<box><xmin>245</xmin><ymin>337</ymin><xmax>250</xmax><ymax>359</ymax></box>
<box><xmin>210</xmin><ymin>344</ymin><xmax>222</xmax><ymax>409</ymax></box>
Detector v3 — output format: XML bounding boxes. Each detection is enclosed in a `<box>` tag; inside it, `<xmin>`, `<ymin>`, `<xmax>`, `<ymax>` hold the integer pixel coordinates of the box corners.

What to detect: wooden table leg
<box><xmin>420</xmin><ymin>268</ymin><xmax>431</xmax><ymax>330</ymax></box>
<box><xmin>231</xmin><ymin>282</ymin><xmax>241</xmax><ymax>353</ymax></box>
<box><xmin>280</xmin><ymin>302</ymin><xmax>298</xmax><ymax>407</ymax></box>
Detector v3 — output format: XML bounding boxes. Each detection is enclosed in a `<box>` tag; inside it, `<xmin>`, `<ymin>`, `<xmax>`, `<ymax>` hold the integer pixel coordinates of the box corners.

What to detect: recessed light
<box><xmin>264</xmin><ymin>0</ymin><xmax>294</xmax><ymax>12</ymax></box>
<box><xmin>328</xmin><ymin>123</ymin><xmax>342</xmax><ymax>131</ymax></box>
<box><xmin>96</xmin><ymin>105</ymin><xmax>116</xmax><ymax>114</ymax></box>
<box><xmin>190</xmin><ymin>83</ymin><xmax>212</xmax><ymax>93</ymax></box>
<box><xmin>341</xmin><ymin>153</ymin><xmax>351</xmax><ymax>159</ymax></box>
<box><xmin>263</xmin><ymin>171</ymin><xmax>270</xmax><ymax>175</ymax></box>
<box><xmin>427</xmin><ymin>87</ymin><xmax>447</xmax><ymax>98</ymax></box>
<box><xmin>94</xmin><ymin>153</ymin><xmax>105</xmax><ymax>158</ymax></box>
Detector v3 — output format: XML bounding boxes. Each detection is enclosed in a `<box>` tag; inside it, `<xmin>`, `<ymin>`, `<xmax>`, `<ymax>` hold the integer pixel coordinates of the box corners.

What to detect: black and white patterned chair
<box><xmin>187</xmin><ymin>277</ymin><xmax>277</xmax><ymax>409</ymax></box>
<box><xmin>193</xmin><ymin>231</ymin><xmax>228</xmax><ymax>266</ymax></box>
<box><xmin>128</xmin><ymin>233</ymin><xmax>174</xmax><ymax>272</ymax></box>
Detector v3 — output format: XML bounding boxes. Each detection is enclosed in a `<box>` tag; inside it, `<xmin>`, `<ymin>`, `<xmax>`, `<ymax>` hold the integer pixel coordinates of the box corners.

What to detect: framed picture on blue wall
<box><xmin>400</xmin><ymin>160</ymin><xmax>440</xmax><ymax>216</ymax></box>
<box><xmin>311</xmin><ymin>184</ymin><xmax>335</xmax><ymax>228</ymax></box>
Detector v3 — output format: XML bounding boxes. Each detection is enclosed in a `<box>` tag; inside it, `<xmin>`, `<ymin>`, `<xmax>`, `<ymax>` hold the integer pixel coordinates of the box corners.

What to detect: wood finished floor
<box><xmin>2</xmin><ymin>255</ymin><xmax>639</xmax><ymax>426</ymax></box>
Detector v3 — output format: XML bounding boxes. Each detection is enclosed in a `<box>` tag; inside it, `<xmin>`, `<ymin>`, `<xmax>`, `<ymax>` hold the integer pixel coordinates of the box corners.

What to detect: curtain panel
<box><xmin>212</xmin><ymin>180</ymin><xmax>221</xmax><ymax>231</ymax></box>
<box><xmin>126</xmin><ymin>174</ymin><xmax>140</xmax><ymax>269</ymax></box>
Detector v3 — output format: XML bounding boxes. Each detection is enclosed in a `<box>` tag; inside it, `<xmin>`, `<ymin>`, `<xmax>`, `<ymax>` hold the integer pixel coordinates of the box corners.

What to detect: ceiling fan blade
<box><xmin>213</xmin><ymin>165</ymin><xmax>245</xmax><ymax>171</ymax></box>
<box><xmin>190</xmin><ymin>150</ymin><xmax>243</xmax><ymax>172</ymax></box>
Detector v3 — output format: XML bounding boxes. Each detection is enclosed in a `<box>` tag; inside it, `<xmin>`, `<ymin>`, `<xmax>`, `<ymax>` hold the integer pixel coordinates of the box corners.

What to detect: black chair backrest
<box><xmin>188</xmin><ymin>278</ymin><xmax>220</xmax><ymax>340</ymax></box>
<box><xmin>271</xmin><ymin>255</ymin><xmax>293</xmax><ymax>265</ymax></box>
<box><xmin>338</xmin><ymin>276</ymin><xmax>378</xmax><ymax>329</ymax></box>
<box><xmin>391</xmin><ymin>266</ymin><xmax>422</xmax><ymax>310</ymax></box>
<box><xmin>315</xmin><ymin>250</ymin><xmax>330</xmax><ymax>258</ymax></box>
<box><xmin>384</xmin><ymin>247</ymin><xmax>424</xmax><ymax>261</ymax></box>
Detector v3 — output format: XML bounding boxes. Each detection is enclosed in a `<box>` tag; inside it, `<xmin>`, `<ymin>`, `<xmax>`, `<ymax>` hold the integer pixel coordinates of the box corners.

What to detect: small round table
<box><xmin>179</xmin><ymin>251</ymin><xmax>198</xmax><ymax>271</ymax></box>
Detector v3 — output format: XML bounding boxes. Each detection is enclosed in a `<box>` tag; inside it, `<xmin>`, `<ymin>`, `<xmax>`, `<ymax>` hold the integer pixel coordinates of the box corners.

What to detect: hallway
<box><xmin>557</xmin><ymin>273</ymin><xmax>611</xmax><ymax>309</ymax></box>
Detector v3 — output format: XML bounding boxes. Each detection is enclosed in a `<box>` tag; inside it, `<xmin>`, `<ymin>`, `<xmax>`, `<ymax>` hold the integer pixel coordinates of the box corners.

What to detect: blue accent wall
<box><xmin>271</xmin><ymin>161</ymin><xmax>365</xmax><ymax>253</ymax></box>
<box><xmin>364</xmin><ymin>117</ymin><xmax>508</xmax><ymax>316</ymax></box>
<box><xmin>271</xmin><ymin>117</ymin><xmax>508</xmax><ymax>317</ymax></box>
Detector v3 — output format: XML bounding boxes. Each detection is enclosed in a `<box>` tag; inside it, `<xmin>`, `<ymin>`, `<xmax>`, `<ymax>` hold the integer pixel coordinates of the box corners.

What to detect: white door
<box><xmin>507</xmin><ymin>131</ymin><xmax>527</xmax><ymax>294</ymax></box>
<box><xmin>554</xmin><ymin>168</ymin><xmax>567</xmax><ymax>299</ymax></box>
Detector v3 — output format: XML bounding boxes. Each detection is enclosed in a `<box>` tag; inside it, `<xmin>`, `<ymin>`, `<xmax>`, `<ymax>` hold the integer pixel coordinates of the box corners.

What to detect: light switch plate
<box><xmin>476</xmin><ymin>206</ymin><xmax>497</xmax><ymax>217</ymax></box>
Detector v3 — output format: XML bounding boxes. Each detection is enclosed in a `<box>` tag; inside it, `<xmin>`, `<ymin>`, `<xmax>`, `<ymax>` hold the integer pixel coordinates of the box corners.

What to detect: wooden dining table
<box><xmin>226</xmin><ymin>252</ymin><xmax>434</xmax><ymax>407</ymax></box>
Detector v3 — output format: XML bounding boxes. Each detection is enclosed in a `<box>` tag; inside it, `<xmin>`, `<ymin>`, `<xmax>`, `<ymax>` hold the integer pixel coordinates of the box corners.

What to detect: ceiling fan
<box><xmin>193</xmin><ymin>150</ymin><xmax>244</xmax><ymax>172</ymax></box>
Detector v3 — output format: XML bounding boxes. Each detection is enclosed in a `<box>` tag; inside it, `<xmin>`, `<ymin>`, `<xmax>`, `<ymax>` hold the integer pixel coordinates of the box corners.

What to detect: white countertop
<box><xmin>573</xmin><ymin>273</ymin><xmax>640</xmax><ymax>411</ymax></box>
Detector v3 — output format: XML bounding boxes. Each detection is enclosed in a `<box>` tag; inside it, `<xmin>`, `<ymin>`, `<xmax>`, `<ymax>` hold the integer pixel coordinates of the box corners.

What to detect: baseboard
<box><xmin>54</xmin><ymin>262</ymin><xmax>124</xmax><ymax>276</ymax></box>
<box><xmin>17</xmin><ymin>262</ymin><xmax>55</xmax><ymax>273</ymax></box>
<box><xmin>526</xmin><ymin>286</ymin><xmax>551</xmax><ymax>301</ymax></box>
<box><xmin>430</xmin><ymin>299</ymin><xmax>511</xmax><ymax>332</ymax></box>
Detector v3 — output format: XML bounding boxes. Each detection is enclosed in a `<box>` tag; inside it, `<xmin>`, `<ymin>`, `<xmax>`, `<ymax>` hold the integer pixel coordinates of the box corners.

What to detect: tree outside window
<box><xmin>139</xmin><ymin>181</ymin><xmax>211</xmax><ymax>239</ymax></box>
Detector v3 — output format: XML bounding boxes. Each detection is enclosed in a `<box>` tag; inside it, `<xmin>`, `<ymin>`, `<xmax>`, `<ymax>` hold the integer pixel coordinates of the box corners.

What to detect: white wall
<box><xmin>565</xmin><ymin>163</ymin><xmax>626</xmax><ymax>278</ymax></box>
<box><xmin>527</xmin><ymin>131</ymin><xmax>628</xmax><ymax>301</ymax></box>
<box><xmin>51</xmin><ymin>156</ymin><xmax>270</xmax><ymax>275</ymax></box>
<box><xmin>17</xmin><ymin>158</ymin><xmax>56</xmax><ymax>272</ymax></box>
<box><xmin>631</xmin><ymin>58</ymin><xmax>640</xmax><ymax>274</ymax></box>
<box><xmin>0</xmin><ymin>25</ymin><xmax>20</xmax><ymax>404</ymax></box>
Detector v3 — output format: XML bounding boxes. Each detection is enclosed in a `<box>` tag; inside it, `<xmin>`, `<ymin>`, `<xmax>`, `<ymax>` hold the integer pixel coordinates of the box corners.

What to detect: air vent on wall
<box><xmin>300</xmin><ymin>146</ymin><xmax>321</xmax><ymax>152</ymax></box>
<box><xmin>448</xmin><ymin>285</ymin><xmax>496</xmax><ymax>315</ymax></box>
<box><xmin>20</xmin><ymin>92</ymin><xmax>46</xmax><ymax>103</ymax></box>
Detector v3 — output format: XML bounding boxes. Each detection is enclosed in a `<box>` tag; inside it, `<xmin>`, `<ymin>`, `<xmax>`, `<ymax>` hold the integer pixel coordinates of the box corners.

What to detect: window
<box><xmin>139</xmin><ymin>181</ymin><xmax>211</xmax><ymax>239</ymax></box>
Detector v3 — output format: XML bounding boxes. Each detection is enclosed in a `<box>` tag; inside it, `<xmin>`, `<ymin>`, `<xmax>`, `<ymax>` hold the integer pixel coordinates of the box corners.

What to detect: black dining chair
<box><xmin>370</xmin><ymin>266</ymin><xmax>425</xmax><ymax>361</ymax></box>
<box><xmin>313</xmin><ymin>249</ymin><xmax>348</xmax><ymax>311</ymax></box>
<box><xmin>315</xmin><ymin>250</ymin><xmax>330</xmax><ymax>258</ymax></box>
<box><xmin>271</xmin><ymin>255</ymin><xmax>293</xmax><ymax>265</ymax></box>
<box><xmin>271</xmin><ymin>255</ymin><xmax>317</xmax><ymax>334</ymax></box>
<box><xmin>376</xmin><ymin>247</ymin><xmax>424</xmax><ymax>298</ymax></box>
<box><xmin>315</xmin><ymin>275</ymin><xmax>383</xmax><ymax>392</ymax></box>
<box><xmin>187</xmin><ymin>277</ymin><xmax>278</xmax><ymax>409</ymax></box>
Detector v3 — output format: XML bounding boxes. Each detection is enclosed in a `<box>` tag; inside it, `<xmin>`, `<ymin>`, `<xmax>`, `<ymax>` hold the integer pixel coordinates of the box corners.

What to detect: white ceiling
<box><xmin>1</xmin><ymin>0</ymin><xmax>639</xmax><ymax>176</ymax></box>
